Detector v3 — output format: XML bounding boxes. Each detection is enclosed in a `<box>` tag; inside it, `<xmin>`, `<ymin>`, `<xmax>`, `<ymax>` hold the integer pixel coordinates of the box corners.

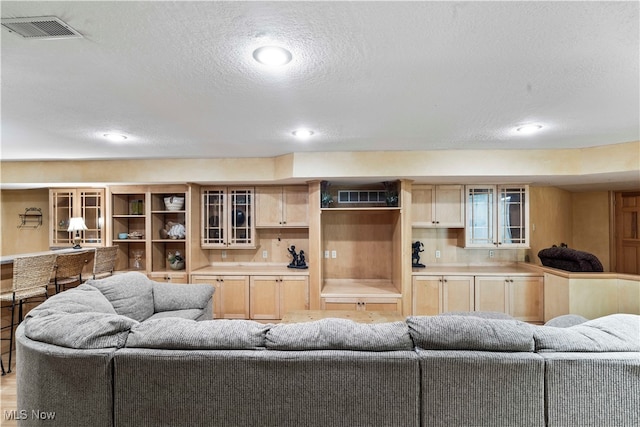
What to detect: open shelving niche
<box><xmin>318</xmin><ymin>181</ymin><xmax>405</xmax><ymax>309</ymax></box>
<box><xmin>150</xmin><ymin>191</ymin><xmax>187</xmax><ymax>274</ymax></box>
<box><xmin>111</xmin><ymin>191</ymin><xmax>147</xmax><ymax>272</ymax></box>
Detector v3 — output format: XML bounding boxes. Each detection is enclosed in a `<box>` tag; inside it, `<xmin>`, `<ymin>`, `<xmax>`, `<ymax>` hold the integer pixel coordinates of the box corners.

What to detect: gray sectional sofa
<box><xmin>15</xmin><ymin>272</ymin><xmax>640</xmax><ymax>427</ymax></box>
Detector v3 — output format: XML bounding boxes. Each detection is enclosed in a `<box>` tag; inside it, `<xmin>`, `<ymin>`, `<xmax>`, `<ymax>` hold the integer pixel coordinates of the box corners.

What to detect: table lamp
<box><xmin>67</xmin><ymin>217</ymin><xmax>88</xmax><ymax>249</ymax></box>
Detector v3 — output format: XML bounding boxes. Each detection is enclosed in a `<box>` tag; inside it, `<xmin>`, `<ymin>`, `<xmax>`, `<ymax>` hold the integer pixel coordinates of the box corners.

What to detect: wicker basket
<box><xmin>164</xmin><ymin>196</ymin><xmax>185</xmax><ymax>211</ymax></box>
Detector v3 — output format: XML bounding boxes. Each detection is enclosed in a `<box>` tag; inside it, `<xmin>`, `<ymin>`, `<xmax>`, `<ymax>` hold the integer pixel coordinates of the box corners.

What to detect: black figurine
<box><xmin>287</xmin><ymin>245</ymin><xmax>308</xmax><ymax>269</ymax></box>
<box><xmin>412</xmin><ymin>241</ymin><xmax>425</xmax><ymax>268</ymax></box>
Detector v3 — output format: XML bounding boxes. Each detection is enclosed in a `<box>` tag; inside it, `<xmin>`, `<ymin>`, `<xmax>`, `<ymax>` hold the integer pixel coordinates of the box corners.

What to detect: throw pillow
<box><xmin>86</xmin><ymin>271</ymin><xmax>154</xmax><ymax>322</ymax></box>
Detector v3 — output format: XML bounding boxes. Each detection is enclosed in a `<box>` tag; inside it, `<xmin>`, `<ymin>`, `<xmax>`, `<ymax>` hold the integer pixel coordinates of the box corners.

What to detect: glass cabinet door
<box><xmin>466</xmin><ymin>186</ymin><xmax>495</xmax><ymax>247</ymax></box>
<box><xmin>202</xmin><ymin>188</ymin><xmax>226</xmax><ymax>247</ymax></box>
<box><xmin>229</xmin><ymin>188</ymin><xmax>253</xmax><ymax>247</ymax></box>
<box><xmin>79</xmin><ymin>190</ymin><xmax>104</xmax><ymax>245</ymax></box>
<box><xmin>498</xmin><ymin>187</ymin><xmax>528</xmax><ymax>246</ymax></box>
<box><xmin>50</xmin><ymin>190</ymin><xmax>74</xmax><ymax>246</ymax></box>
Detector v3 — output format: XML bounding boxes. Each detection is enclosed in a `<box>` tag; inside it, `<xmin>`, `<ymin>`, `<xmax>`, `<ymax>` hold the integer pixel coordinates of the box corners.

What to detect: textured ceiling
<box><xmin>1</xmin><ymin>1</ymin><xmax>639</xmax><ymax>163</ymax></box>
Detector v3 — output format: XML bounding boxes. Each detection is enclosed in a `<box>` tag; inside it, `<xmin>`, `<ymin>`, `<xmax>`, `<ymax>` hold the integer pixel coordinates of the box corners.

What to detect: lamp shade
<box><xmin>67</xmin><ymin>217</ymin><xmax>88</xmax><ymax>232</ymax></box>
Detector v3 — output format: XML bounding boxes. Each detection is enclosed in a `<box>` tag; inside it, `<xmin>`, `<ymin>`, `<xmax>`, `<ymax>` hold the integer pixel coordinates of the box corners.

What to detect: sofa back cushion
<box><xmin>86</xmin><ymin>272</ymin><xmax>154</xmax><ymax>321</ymax></box>
<box><xmin>407</xmin><ymin>315</ymin><xmax>534</xmax><ymax>352</ymax></box>
<box><xmin>23</xmin><ymin>310</ymin><xmax>137</xmax><ymax>349</ymax></box>
<box><xmin>125</xmin><ymin>318</ymin><xmax>268</xmax><ymax>349</ymax></box>
<box><xmin>534</xmin><ymin>314</ymin><xmax>640</xmax><ymax>352</ymax></box>
<box><xmin>29</xmin><ymin>283</ymin><xmax>116</xmax><ymax>315</ymax></box>
<box><xmin>152</xmin><ymin>282</ymin><xmax>214</xmax><ymax>312</ymax></box>
<box><xmin>265</xmin><ymin>318</ymin><xmax>413</xmax><ymax>351</ymax></box>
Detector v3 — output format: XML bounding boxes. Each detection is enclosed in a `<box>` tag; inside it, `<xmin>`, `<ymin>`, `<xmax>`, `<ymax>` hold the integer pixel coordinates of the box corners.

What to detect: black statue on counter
<box><xmin>287</xmin><ymin>245</ymin><xmax>309</xmax><ymax>269</ymax></box>
<box><xmin>412</xmin><ymin>241</ymin><xmax>425</xmax><ymax>268</ymax></box>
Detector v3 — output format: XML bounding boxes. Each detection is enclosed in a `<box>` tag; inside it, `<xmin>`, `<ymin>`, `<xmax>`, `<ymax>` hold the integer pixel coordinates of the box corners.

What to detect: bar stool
<box><xmin>91</xmin><ymin>246</ymin><xmax>118</xmax><ymax>280</ymax></box>
<box><xmin>0</xmin><ymin>253</ymin><xmax>57</xmax><ymax>374</ymax></box>
<box><xmin>51</xmin><ymin>251</ymin><xmax>93</xmax><ymax>293</ymax></box>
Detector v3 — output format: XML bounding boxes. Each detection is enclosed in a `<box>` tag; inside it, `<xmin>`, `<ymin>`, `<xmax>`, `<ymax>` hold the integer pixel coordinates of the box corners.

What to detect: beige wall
<box><xmin>528</xmin><ymin>186</ymin><xmax>574</xmax><ymax>264</ymax></box>
<box><xmin>572</xmin><ymin>191</ymin><xmax>610</xmax><ymax>270</ymax></box>
<box><xmin>1</xmin><ymin>189</ymin><xmax>50</xmax><ymax>256</ymax></box>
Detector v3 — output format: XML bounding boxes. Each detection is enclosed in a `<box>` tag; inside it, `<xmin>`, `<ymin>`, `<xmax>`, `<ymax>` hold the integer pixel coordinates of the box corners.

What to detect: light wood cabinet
<box><xmin>321</xmin><ymin>297</ymin><xmax>402</xmax><ymax>312</ymax></box>
<box><xmin>50</xmin><ymin>188</ymin><xmax>105</xmax><ymax>247</ymax></box>
<box><xmin>475</xmin><ymin>275</ymin><xmax>543</xmax><ymax>322</ymax></box>
<box><xmin>191</xmin><ymin>275</ymin><xmax>250</xmax><ymax>319</ymax></box>
<box><xmin>255</xmin><ymin>186</ymin><xmax>309</xmax><ymax>228</ymax></box>
<box><xmin>109</xmin><ymin>185</ymin><xmax>189</xmax><ymax>276</ymax></box>
<box><xmin>412</xmin><ymin>275</ymin><xmax>474</xmax><ymax>315</ymax></box>
<box><xmin>465</xmin><ymin>185</ymin><xmax>529</xmax><ymax>248</ymax></box>
<box><xmin>201</xmin><ymin>187</ymin><xmax>255</xmax><ymax>249</ymax></box>
<box><xmin>412</xmin><ymin>185</ymin><xmax>464</xmax><ymax>228</ymax></box>
<box><xmin>249</xmin><ymin>275</ymin><xmax>309</xmax><ymax>320</ymax></box>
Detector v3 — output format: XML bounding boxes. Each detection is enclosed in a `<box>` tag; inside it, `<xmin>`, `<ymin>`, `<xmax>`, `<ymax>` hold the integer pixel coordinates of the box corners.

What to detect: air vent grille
<box><xmin>1</xmin><ymin>16</ymin><xmax>82</xmax><ymax>39</ymax></box>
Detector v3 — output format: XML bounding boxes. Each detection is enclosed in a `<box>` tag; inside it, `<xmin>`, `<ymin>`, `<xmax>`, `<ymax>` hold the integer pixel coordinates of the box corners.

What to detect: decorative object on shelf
<box><xmin>232</xmin><ymin>209</ymin><xmax>246</xmax><ymax>227</ymax></box>
<box><xmin>412</xmin><ymin>241</ymin><xmax>425</xmax><ymax>268</ymax></box>
<box><xmin>159</xmin><ymin>221</ymin><xmax>186</xmax><ymax>239</ymax></box>
<box><xmin>18</xmin><ymin>207</ymin><xmax>43</xmax><ymax>229</ymax></box>
<box><xmin>129</xmin><ymin>199</ymin><xmax>144</xmax><ymax>215</ymax></box>
<box><xmin>67</xmin><ymin>217</ymin><xmax>88</xmax><ymax>249</ymax></box>
<box><xmin>118</xmin><ymin>232</ymin><xmax>129</xmax><ymax>240</ymax></box>
<box><xmin>132</xmin><ymin>250</ymin><xmax>144</xmax><ymax>270</ymax></box>
<box><xmin>167</xmin><ymin>251</ymin><xmax>185</xmax><ymax>270</ymax></box>
<box><xmin>128</xmin><ymin>231</ymin><xmax>144</xmax><ymax>239</ymax></box>
<box><xmin>321</xmin><ymin>180</ymin><xmax>333</xmax><ymax>208</ymax></box>
<box><xmin>287</xmin><ymin>245</ymin><xmax>309</xmax><ymax>269</ymax></box>
<box><xmin>164</xmin><ymin>196</ymin><xmax>185</xmax><ymax>211</ymax></box>
<box><xmin>383</xmin><ymin>181</ymin><xmax>399</xmax><ymax>207</ymax></box>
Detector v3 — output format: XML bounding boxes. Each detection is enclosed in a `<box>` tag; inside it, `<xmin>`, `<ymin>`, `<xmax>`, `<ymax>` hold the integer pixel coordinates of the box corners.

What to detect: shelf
<box><xmin>321</xmin><ymin>279</ymin><xmax>401</xmax><ymax>298</ymax></box>
<box><xmin>151</xmin><ymin>239</ymin><xmax>186</xmax><ymax>243</ymax></box>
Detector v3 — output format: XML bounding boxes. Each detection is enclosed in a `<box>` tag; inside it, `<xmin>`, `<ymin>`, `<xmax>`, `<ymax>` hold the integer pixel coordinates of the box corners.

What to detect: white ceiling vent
<box><xmin>1</xmin><ymin>16</ymin><xmax>82</xmax><ymax>40</ymax></box>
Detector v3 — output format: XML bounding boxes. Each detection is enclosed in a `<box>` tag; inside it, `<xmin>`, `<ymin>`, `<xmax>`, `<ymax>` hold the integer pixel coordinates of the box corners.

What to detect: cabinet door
<box><xmin>434</xmin><ymin>185</ymin><xmax>464</xmax><ymax>228</ymax></box>
<box><xmin>218</xmin><ymin>275</ymin><xmax>250</xmax><ymax>319</ymax></box>
<box><xmin>255</xmin><ymin>187</ymin><xmax>283</xmax><ymax>227</ymax></box>
<box><xmin>147</xmin><ymin>272</ymin><xmax>188</xmax><ymax>284</ymax></box>
<box><xmin>442</xmin><ymin>276</ymin><xmax>474</xmax><ymax>312</ymax></box>
<box><xmin>411</xmin><ymin>185</ymin><xmax>436</xmax><ymax>227</ymax></box>
<box><xmin>190</xmin><ymin>276</ymin><xmax>219</xmax><ymax>317</ymax></box>
<box><xmin>202</xmin><ymin>188</ymin><xmax>226</xmax><ymax>248</ymax></box>
<box><xmin>228</xmin><ymin>188</ymin><xmax>255</xmax><ymax>248</ymax></box>
<box><xmin>280</xmin><ymin>276</ymin><xmax>309</xmax><ymax>315</ymax></box>
<box><xmin>50</xmin><ymin>189</ymin><xmax>75</xmax><ymax>247</ymax></box>
<box><xmin>321</xmin><ymin>298</ymin><xmax>359</xmax><ymax>311</ymax></box>
<box><xmin>413</xmin><ymin>276</ymin><xmax>441</xmax><ymax>315</ymax></box>
<box><xmin>250</xmin><ymin>276</ymin><xmax>280</xmax><ymax>320</ymax></box>
<box><xmin>466</xmin><ymin>186</ymin><xmax>496</xmax><ymax>247</ymax></box>
<box><xmin>497</xmin><ymin>186</ymin><xmax>529</xmax><ymax>247</ymax></box>
<box><xmin>509</xmin><ymin>276</ymin><xmax>543</xmax><ymax>322</ymax></box>
<box><xmin>282</xmin><ymin>186</ymin><xmax>309</xmax><ymax>227</ymax></box>
<box><xmin>474</xmin><ymin>276</ymin><xmax>508</xmax><ymax>313</ymax></box>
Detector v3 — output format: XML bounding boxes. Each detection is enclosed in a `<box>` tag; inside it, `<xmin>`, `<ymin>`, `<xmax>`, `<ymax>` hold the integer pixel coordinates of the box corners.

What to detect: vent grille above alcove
<box><xmin>1</xmin><ymin>16</ymin><xmax>82</xmax><ymax>39</ymax></box>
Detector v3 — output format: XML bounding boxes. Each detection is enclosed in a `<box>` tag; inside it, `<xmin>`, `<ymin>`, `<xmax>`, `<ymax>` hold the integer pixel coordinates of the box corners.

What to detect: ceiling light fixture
<box><xmin>103</xmin><ymin>133</ymin><xmax>128</xmax><ymax>142</ymax></box>
<box><xmin>252</xmin><ymin>46</ymin><xmax>292</xmax><ymax>66</ymax></box>
<box><xmin>515</xmin><ymin>124</ymin><xmax>543</xmax><ymax>135</ymax></box>
<box><xmin>292</xmin><ymin>129</ymin><xmax>314</xmax><ymax>138</ymax></box>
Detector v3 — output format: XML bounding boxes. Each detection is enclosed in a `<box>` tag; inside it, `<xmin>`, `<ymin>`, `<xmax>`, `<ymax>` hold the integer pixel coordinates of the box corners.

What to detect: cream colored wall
<box><xmin>572</xmin><ymin>191</ymin><xmax>610</xmax><ymax>271</ymax></box>
<box><xmin>528</xmin><ymin>186</ymin><xmax>574</xmax><ymax>265</ymax></box>
<box><xmin>1</xmin><ymin>189</ymin><xmax>50</xmax><ymax>256</ymax></box>
<box><xmin>2</xmin><ymin>141</ymin><xmax>638</xmax><ymax>185</ymax></box>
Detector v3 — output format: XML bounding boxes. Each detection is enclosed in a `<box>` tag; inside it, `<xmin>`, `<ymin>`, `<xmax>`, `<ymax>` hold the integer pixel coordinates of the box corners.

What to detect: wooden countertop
<box><xmin>523</xmin><ymin>263</ymin><xmax>640</xmax><ymax>281</ymax></box>
<box><xmin>190</xmin><ymin>263</ymin><xmax>310</xmax><ymax>276</ymax></box>
<box><xmin>1</xmin><ymin>247</ymin><xmax>94</xmax><ymax>265</ymax></box>
<box><xmin>411</xmin><ymin>263</ymin><xmax>543</xmax><ymax>276</ymax></box>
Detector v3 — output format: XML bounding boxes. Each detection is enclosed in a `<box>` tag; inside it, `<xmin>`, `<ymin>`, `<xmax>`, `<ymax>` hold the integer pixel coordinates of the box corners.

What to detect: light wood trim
<box><xmin>308</xmin><ymin>180</ymin><xmax>322</xmax><ymax>309</ymax></box>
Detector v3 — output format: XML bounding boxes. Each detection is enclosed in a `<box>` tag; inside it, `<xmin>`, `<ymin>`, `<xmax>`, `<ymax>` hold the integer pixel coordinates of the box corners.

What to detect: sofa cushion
<box><xmin>407</xmin><ymin>315</ymin><xmax>535</xmax><ymax>351</ymax></box>
<box><xmin>534</xmin><ymin>314</ymin><xmax>640</xmax><ymax>352</ymax></box>
<box><xmin>23</xmin><ymin>310</ymin><xmax>137</xmax><ymax>349</ymax></box>
<box><xmin>152</xmin><ymin>282</ymin><xmax>214</xmax><ymax>312</ymax></box>
<box><xmin>125</xmin><ymin>318</ymin><xmax>268</xmax><ymax>349</ymax></box>
<box><xmin>265</xmin><ymin>318</ymin><xmax>413</xmax><ymax>351</ymax></box>
<box><xmin>86</xmin><ymin>272</ymin><xmax>154</xmax><ymax>322</ymax></box>
<box><xmin>544</xmin><ymin>314</ymin><xmax>589</xmax><ymax>328</ymax></box>
<box><xmin>28</xmin><ymin>283</ymin><xmax>116</xmax><ymax>315</ymax></box>
<box><xmin>146</xmin><ymin>309</ymin><xmax>204</xmax><ymax>321</ymax></box>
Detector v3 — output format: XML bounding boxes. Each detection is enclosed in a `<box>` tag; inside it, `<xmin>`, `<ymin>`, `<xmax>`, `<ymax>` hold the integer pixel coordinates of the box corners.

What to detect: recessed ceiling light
<box><xmin>515</xmin><ymin>124</ymin><xmax>543</xmax><ymax>135</ymax></box>
<box><xmin>253</xmin><ymin>46</ymin><xmax>292</xmax><ymax>66</ymax></box>
<box><xmin>292</xmin><ymin>129</ymin><xmax>314</xmax><ymax>138</ymax></box>
<box><xmin>103</xmin><ymin>133</ymin><xmax>128</xmax><ymax>142</ymax></box>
